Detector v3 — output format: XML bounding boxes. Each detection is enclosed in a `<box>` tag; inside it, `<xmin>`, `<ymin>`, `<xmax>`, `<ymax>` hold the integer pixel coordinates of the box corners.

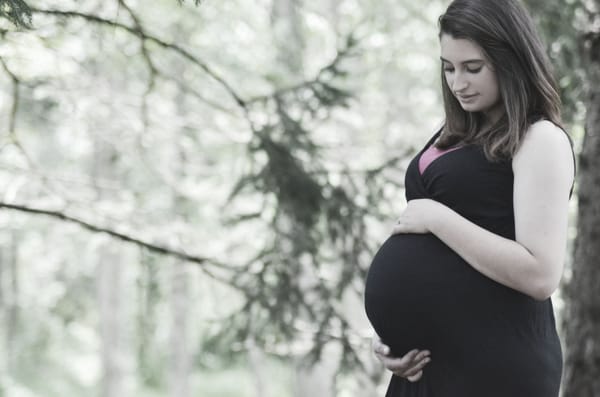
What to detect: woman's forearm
<box><xmin>427</xmin><ymin>202</ymin><xmax>555</xmax><ymax>300</ymax></box>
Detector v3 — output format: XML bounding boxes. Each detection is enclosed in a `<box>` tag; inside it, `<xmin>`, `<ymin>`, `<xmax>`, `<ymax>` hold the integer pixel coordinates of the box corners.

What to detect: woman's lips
<box><xmin>457</xmin><ymin>94</ymin><xmax>479</xmax><ymax>102</ymax></box>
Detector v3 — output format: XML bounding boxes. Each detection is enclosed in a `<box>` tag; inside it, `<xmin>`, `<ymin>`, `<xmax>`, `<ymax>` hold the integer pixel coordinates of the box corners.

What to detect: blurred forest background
<box><xmin>0</xmin><ymin>0</ymin><xmax>598</xmax><ymax>396</ymax></box>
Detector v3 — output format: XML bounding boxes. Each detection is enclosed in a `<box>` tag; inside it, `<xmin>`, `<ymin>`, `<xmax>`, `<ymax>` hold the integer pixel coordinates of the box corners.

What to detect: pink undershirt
<box><xmin>418</xmin><ymin>144</ymin><xmax>462</xmax><ymax>174</ymax></box>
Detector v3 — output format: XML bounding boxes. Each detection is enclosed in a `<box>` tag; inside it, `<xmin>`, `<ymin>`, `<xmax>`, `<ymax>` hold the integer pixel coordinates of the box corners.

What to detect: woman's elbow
<box><xmin>530</xmin><ymin>286</ymin><xmax>556</xmax><ymax>301</ymax></box>
<box><xmin>530</xmin><ymin>272</ymin><xmax>562</xmax><ymax>301</ymax></box>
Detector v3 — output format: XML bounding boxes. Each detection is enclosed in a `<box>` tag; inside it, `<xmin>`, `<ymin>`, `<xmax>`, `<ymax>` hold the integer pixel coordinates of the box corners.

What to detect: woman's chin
<box><xmin>459</xmin><ymin>102</ymin><xmax>482</xmax><ymax>112</ymax></box>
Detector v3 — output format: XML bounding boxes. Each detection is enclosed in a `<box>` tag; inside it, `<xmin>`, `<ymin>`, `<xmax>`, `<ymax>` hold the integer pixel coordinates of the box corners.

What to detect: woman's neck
<box><xmin>482</xmin><ymin>103</ymin><xmax>505</xmax><ymax>127</ymax></box>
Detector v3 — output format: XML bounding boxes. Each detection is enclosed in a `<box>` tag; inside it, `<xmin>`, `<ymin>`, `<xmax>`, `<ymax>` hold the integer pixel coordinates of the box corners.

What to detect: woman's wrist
<box><xmin>424</xmin><ymin>199</ymin><xmax>448</xmax><ymax>234</ymax></box>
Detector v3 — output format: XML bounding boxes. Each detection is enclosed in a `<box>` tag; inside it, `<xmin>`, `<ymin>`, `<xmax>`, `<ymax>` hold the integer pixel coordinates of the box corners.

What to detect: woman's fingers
<box><xmin>371</xmin><ymin>337</ymin><xmax>432</xmax><ymax>382</ymax></box>
<box><xmin>406</xmin><ymin>370</ymin><xmax>424</xmax><ymax>382</ymax></box>
<box><xmin>379</xmin><ymin>349</ymin><xmax>431</xmax><ymax>379</ymax></box>
<box><xmin>381</xmin><ymin>349</ymin><xmax>419</xmax><ymax>370</ymax></box>
<box><xmin>414</xmin><ymin>350</ymin><xmax>431</xmax><ymax>361</ymax></box>
<box><xmin>382</xmin><ymin>349</ymin><xmax>420</xmax><ymax>371</ymax></box>
<box><xmin>403</xmin><ymin>356</ymin><xmax>432</xmax><ymax>377</ymax></box>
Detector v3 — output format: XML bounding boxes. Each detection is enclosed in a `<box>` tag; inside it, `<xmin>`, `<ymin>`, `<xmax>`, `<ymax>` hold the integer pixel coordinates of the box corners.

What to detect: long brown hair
<box><xmin>437</xmin><ymin>0</ymin><xmax>564</xmax><ymax>161</ymax></box>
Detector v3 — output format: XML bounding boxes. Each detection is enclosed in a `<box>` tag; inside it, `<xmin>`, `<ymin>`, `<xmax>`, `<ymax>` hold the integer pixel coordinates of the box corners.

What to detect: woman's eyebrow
<box><xmin>439</xmin><ymin>56</ymin><xmax>485</xmax><ymax>65</ymax></box>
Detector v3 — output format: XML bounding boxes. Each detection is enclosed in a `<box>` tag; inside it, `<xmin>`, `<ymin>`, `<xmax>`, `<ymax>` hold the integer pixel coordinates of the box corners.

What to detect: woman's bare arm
<box><xmin>392</xmin><ymin>121</ymin><xmax>574</xmax><ymax>300</ymax></box>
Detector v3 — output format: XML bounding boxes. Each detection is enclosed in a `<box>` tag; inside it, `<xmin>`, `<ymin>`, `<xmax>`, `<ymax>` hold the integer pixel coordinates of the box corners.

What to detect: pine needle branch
<box><xmin>0</xmin><ymin>0</ymin><xmax>32</xmax><ymax>28</ymax></box>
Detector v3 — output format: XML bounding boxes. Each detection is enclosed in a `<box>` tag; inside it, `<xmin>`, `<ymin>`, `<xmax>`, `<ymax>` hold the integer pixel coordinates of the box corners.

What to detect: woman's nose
<box><xmin>452</xmin><ymin>73</ymin><xmax>469</xmax><ymax>93</ymax></box>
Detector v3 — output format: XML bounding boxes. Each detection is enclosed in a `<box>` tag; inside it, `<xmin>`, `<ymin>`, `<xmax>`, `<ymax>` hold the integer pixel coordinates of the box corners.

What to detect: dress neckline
<box><xmin>417</xmin><ymin>129</ymin><xmax>467</xmax><ymax>177</ymax></box>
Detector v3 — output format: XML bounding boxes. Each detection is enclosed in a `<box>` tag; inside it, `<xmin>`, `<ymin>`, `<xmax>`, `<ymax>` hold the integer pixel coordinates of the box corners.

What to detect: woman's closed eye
<box><xmin>443</xmin><ymin>66</ymin><xmax>482</xmax><ymax>74</ymax></box>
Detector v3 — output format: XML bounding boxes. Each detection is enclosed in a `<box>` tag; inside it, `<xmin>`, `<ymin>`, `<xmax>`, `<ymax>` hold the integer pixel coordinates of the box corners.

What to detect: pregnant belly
<box><xmin>363</xmin><ymin>234</ymin><xmax>562</xmax><ymax>394</ymax></box>
<box><xmin>364</xmin><ymin>233</ymin><xmax>493</xmax><ymax>356</ymax></box>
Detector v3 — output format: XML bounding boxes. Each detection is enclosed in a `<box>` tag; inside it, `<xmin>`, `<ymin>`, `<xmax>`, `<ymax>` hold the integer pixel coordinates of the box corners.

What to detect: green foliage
<box><xmin>0</xmin><ymin>0</ymin><xmax>31</xmax><ymax>28</ymax></box>
<box><xmin>523</xmin><ymin>0</ymin><xmax>586</xmax><ymax>126</ymax></box>
<box><xmin>0</xmin><ymin>1</ymin><xmax>590</xmax><ymax>395</ymax></box>
<box><xmin>211</xmin><ymin>33</ymin><xmax>378</xmax><ymax>370</ymax></box>
<box><xmin>0</xmin><ymin>0</ymin><xmax>444</xmax><ymax>394</ymax></box>
<box><xmin>0</xmin><ymin>0</ymin><xmax>203</xmax><ymax>30</ymax></box>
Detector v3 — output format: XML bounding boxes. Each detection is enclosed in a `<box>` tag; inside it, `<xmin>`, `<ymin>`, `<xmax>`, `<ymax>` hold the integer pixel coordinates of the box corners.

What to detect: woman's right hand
<box><xmin>372</xmin><ymin>335</ymin><xmax>431</xmax><ymax>382</ymax></box>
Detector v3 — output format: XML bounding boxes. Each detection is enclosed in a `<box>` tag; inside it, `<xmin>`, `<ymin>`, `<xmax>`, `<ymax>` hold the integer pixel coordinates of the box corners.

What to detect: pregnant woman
<box><xmin>364</xmin><ymin>0</ymin><xmax>576</xmax><ymax>396</ymax></box>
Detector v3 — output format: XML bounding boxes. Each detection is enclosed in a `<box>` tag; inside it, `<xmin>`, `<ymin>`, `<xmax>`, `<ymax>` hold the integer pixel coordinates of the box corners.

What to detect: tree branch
<box><xmin>0</xmin><ymin>201</ymin><xmax>235</xmax><ymax>271</ymax></box>
<box><xmin>245</xmin><ymin>33</ymin><xmax>361</xmax><ymax>106</ymax></box>
<box><xmin>30</xmin><ymin>7</ymin><xmax>249</xmax><ymax>111</ymax></box>
<box><xmin>0</xmin><ymin>55</ymin><xmax>37</xmax><ymax>170</ymax></box>
<box><xmin>0</xmin><ymin>56</ymin><xmax>18</xmax><ymax>138</ymax></box>
<box><xmin>29</xmin><ymin>5</ymin><xmax>268</xmax><ymax>157</ymax></box>
<box><xmin>29</xmin><ymin>7</ymin><xmax>359</xmax><ymax>127</ymax></box>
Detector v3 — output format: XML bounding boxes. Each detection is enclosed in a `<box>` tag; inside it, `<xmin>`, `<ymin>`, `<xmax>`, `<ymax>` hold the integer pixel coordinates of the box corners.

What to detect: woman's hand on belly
<box><xmin>392</xmin><ymin>199</ymin><xmax>443</xmax><ymax>235</ymax></box>
<box><xmin>373</xmin><ymin>334</ymin><xmax>431</xmax><ymax>381</ymax></box>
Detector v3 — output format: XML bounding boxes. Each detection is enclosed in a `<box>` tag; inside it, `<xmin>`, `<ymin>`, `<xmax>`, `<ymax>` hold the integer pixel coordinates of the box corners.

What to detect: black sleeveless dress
<box><xmin>364</xmin><ymin>129</ymin><xmax>563</xmax><ymax>396</ymax></box>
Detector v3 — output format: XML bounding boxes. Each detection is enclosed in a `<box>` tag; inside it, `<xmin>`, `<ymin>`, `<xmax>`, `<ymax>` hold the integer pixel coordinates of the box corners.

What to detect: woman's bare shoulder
<box><xmin>514</xmin><ymin>120</ymin><xmax>571</xmax><ymax>158</ymax></box>
<box><xmin>526</xmin><ymin>120</ymin><xmax>570</xmax><ymax>144</ymax></box>
<box><xmin>512</xmin><ymin>120</ymin><xmax>574</xmax><ymax>178</ymax></box>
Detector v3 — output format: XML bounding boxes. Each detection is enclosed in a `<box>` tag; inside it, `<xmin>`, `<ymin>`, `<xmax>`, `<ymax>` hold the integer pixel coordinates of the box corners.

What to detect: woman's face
<box><xmin>440</xmin><ymin>33</ymin><xmax>503</xmax><ymax>122</ymax></box>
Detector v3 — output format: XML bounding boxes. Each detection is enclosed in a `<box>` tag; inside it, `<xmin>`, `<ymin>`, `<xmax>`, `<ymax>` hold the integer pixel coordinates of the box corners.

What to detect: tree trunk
<box><xmin>6</xmin><ymin>229</ymin><xmax>19</xmax><ymax>371</ymax></box>
<box><xmin>97</xmin><ymin>246</ymin><xmax>126</xmax><ymax>397</ymax></box>
<box><xmin>0</xmin><ymin>229</ymin><xmax>19</xmax><ymax>373</ymax></box>
<box><xmin>94</xmin><ymin>139</ymin><xmax>128</xmax><ymax>397</ymax></box>
<box><xmin>562</xmin><ymin>22</ymin><xmax>600</xmax><ymax>397</ymax></box>
<box><xmin>166</xmin><ymin>54</ymin><xmax>195</xmax><ymax>397</ymax></box>
<box><xmin>292</xmin><ymin>344</ymin><xmax>339</xmax><ymax>397</ymax></box>
<box><xmin>168</xmin><ymin>261</ymin><xmax>191</xmax><ymax>397</ymax></box>
<box><xmin>136</xmin><ymin>252</ymin><xmax>161</xmax><ymax>388</ymax></box>
<box><xmin>246</xmin><ymin>338</ymin><xmax>269</xmax><ymax>397</ymax></box>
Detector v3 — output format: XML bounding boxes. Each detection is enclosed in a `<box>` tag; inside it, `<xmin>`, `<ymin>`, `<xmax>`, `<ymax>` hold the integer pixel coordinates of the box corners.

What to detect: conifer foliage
<box><xmin>0</xmin><ymin>0</ymin><xmax>32</xmax><ymax>28</ymax></box>
<box><xmin>0</xmin><ymin>0</ymin><xmax>396</xmax><ymax>383</ymax></box>
<box><xmin>213</xmin><ymin>34</ymin><xmax>372</xmax><ymax>368</ymax></box>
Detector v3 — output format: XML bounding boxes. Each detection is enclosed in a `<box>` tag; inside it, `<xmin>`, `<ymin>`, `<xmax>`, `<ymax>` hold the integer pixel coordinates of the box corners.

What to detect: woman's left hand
<box><xmin>392</xmin><ymin>199</ymin><xmax>443</xmax><ymax>235</ymax></box>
